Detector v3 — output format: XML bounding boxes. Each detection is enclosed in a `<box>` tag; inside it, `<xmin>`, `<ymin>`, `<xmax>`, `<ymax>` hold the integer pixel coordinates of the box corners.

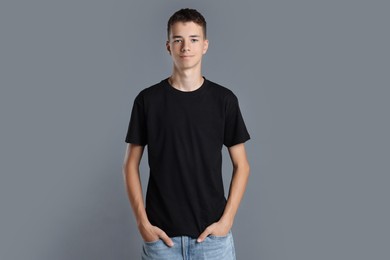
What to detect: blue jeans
<box><xmin>141</xmin><ymin>231</ymin><xmax>236</xmax><ymax>260</ymax></box>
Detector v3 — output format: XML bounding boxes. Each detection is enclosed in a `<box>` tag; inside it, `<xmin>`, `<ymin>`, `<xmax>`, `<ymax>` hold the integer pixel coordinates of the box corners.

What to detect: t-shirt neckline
<box><xmin>163</xmin><ymin>77</ymin><xmax>209</xmax><ymax>96</ymax></box>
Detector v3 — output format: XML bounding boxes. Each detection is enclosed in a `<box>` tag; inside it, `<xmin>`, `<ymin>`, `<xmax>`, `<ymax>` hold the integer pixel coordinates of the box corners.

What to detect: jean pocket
<box><xmin>143</xmin><ymin>239</ymin><xmax>161</xmax><ymax>246</ymax></box>
<box><xmin>208</xmin><ymin>230</ymin><xmax>231</xmax><ymax>240</ymax></box>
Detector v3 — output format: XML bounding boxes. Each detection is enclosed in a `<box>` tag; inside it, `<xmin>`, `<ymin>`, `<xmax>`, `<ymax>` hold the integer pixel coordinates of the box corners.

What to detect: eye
<box><xmin>191</xmin><ymin>39</ymin><xmax>199</xmax><ymax>43</ymax></box>
<box><xmin>173</xmin><ymin>39</ymin><xmax>182</xmax><ymax>43</ymax></box>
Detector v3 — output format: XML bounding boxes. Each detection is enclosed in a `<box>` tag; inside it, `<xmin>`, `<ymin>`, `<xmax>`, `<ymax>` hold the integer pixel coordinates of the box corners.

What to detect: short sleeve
<box><xmin>125</xmin><ymin>93</ymin><xmax>147</xmax><ymax>145</ymax></box>
<box><xmin>223</xmin><ymin>93</ymin><xmax>250</xmax><ymax>147</ymax></box>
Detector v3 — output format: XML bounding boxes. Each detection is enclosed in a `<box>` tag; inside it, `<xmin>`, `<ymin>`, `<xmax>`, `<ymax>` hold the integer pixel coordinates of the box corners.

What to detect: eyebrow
<box><xmin>172</xmin><ymin>35</ymin><xmax>201</xmax><ymax>39</ymax></box>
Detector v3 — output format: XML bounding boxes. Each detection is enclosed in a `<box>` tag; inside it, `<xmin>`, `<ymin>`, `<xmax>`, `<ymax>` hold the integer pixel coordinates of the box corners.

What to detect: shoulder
<box><xmin>206</xmin><ymin>79</ymin><xmax>238</xmax><ymax>102</ymax></box>
<box><xmin>138</xmin><ymin>79</ymin><xmax>166</xmax><ymax>97</ymax></box>
<box><xmin>134</xmin><ymin>79</ymin><xmax>167</xmax><ymax>102</ymax></box>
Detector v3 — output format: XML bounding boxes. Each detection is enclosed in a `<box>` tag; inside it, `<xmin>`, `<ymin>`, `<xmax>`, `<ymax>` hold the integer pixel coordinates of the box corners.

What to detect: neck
<box><xmin>169</xmin><ymin>67</ymin><xmax>204</xmax><ymax>92</ymax></box>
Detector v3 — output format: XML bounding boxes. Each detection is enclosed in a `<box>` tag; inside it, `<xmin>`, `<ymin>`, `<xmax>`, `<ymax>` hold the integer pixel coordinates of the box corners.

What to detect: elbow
<box><xmin>244</xmin><ymin>162</ymin><xmax>251</xmax><ymax>177</ymax></box>
<box><xmin>122</xmin><ymin>162</ymin><xmax>130</xmax><ymax>178</ymax></box>
<box><xmin>122</xmin><ymin>161</ymin><xmax>139</xmax><ymax>179</ymax></box>
<box><xmin>233</xmin><ymin>161</ymin><xmax>250</xmax><ymax>176</ymax></box>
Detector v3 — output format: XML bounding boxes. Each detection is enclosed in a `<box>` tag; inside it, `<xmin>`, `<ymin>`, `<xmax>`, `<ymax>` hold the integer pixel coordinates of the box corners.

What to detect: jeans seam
<box><xmin>230</xmin><ymin>233</ymin><xmax>236</xmax><ymax>260</ymax></box>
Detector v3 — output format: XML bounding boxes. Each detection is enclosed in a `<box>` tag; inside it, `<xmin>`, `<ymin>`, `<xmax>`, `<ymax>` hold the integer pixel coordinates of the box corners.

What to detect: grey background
<box><xmin>1</xmin><ymin>0</ymin><xmax>389</xmax><ymax>259</ymax></box>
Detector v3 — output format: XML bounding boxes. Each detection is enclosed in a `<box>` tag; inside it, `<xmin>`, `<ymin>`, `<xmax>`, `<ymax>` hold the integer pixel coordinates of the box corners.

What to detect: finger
<box><xmin>158</xmin><ymin>230</ymin><xmax>174</xmax><ymax>247</ymax></box>
<box><xmin>197</xmin><ymin>227</ymin><xmax>212</xmax><ymax>243</ymax></box>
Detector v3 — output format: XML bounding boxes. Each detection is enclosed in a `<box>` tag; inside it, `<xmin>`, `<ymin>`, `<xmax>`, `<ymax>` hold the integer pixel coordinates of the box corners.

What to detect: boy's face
<box><xmin>166</xmin><ymin>21</ymin><xmax>209</xmax><ymax>71</ymax></box>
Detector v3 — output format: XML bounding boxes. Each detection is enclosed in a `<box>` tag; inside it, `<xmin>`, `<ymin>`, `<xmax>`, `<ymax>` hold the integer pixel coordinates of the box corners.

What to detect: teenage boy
<box><xmin>123</xmin><ymin>8</ymin><xmax>250</xmax><ymax>260</ymax></box>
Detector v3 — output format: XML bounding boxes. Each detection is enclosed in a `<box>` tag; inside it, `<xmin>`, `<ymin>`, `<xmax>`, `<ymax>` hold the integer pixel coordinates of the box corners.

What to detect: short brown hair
<box><xmin>167</xmin><ymin>8</ymin><xmax>207</xmax><ymax>39</ymax></box>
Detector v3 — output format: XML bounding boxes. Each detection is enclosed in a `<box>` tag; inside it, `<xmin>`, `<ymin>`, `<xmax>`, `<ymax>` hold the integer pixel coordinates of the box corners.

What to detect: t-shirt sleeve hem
<box><xmin>224</xmin><ymin>135</ymin><xmax>251</xmax><ymax>148</ymax></box>
<box><xmin>125</xmin><ymin>138</ymin><xmax>147</xmax><ymax>146</ymax></box>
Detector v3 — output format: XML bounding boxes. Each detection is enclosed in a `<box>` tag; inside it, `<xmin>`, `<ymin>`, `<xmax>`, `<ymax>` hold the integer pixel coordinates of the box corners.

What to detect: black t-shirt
<box><xmin>125</xmin><ymin>77</ymin><xmax>250</xmax><ymax>238</ymax></box>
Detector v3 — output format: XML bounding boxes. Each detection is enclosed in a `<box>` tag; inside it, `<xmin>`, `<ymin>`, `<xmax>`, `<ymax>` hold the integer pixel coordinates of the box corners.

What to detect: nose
<box><xmin>181</xmin><ymin>40</ymin><xmax>190</xmax><ymax>52</ymax></box>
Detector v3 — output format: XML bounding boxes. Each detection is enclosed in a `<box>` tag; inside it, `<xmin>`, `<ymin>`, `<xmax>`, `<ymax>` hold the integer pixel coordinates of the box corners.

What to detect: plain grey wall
<box><xmin>1</xmin><ymin>0</ymin><xmax>389</xmax><ymax>259</ymax></box>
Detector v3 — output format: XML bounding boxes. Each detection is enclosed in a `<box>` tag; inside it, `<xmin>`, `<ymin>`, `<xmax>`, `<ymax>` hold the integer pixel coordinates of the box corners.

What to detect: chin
<box><xmin>175</xmin><ymin>61</ymin><xmax>200</xmax><ymax>70</ymax></box>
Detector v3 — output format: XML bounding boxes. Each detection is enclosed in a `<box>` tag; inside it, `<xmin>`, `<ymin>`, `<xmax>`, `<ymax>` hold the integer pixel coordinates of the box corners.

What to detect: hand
<box><xmin>197</xmin><ymin>220</ymin><xmax>232</xmax><ymax>243</ymax></box>
<box><xmin>138</xmin><ymin>221</ymin><xmax>174</xmax><ymax>247</ymax></box>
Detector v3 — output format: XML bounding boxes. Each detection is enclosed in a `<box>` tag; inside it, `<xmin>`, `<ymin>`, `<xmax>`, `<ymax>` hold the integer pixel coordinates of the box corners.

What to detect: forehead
<box><xmin>169</xmin><ymin>21</ymin><xmax>204</xmax><ymax>38</ymax></box>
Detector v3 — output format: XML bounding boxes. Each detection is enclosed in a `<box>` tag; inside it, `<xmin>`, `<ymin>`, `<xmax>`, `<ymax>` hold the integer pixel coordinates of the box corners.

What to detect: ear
<box><xmin>166</xmin><ymin>41</ymin><xmax>171</xmax><ymax>55</ymax></box>
<box><xmin>202</xmin><ymin>39</ymin><xmax>209</xmax><ymax>55</ymax></box>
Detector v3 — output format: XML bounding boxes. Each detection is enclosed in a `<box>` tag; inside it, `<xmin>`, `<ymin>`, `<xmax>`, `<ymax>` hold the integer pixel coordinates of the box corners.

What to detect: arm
<box><xmin>122</xmin><ymin>143</ymin><xmax>174</xmax><ymax>246</ymax></box>
<box><xmin>197</xmin><ymin>143</ymin><xmax>250</xmax><ymax>242</ymax></box>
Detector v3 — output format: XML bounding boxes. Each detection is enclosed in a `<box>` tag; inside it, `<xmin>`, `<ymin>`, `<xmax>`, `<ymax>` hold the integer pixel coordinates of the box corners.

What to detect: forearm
<box><xmin>123</xmin><ymin>165</ymin><xmax>149</xmax><ymax>226</ymax></box>
<box><xmin>220</xmin><ymin>163</ymin><xmax>250</xmax><ymax>225</ymax></box>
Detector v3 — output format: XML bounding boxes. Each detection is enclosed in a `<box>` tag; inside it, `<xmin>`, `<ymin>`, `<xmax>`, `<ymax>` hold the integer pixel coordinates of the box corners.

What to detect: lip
<box><xmin>180</xmin><ymin>55</ymin><xmax>194</xmax><ymax>58</ymax></box>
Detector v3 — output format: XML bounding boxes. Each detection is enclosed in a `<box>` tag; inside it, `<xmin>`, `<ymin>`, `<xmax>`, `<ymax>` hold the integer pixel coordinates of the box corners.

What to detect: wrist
<box><xmin>137</xmin><ymin>216</ymin><xmax>151</xmax><ymax>228</ymax></box>
<box><xmin>219</xmin><ymin>215</ymin><xmax>234</xmax><ymax>229</ymax></box>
